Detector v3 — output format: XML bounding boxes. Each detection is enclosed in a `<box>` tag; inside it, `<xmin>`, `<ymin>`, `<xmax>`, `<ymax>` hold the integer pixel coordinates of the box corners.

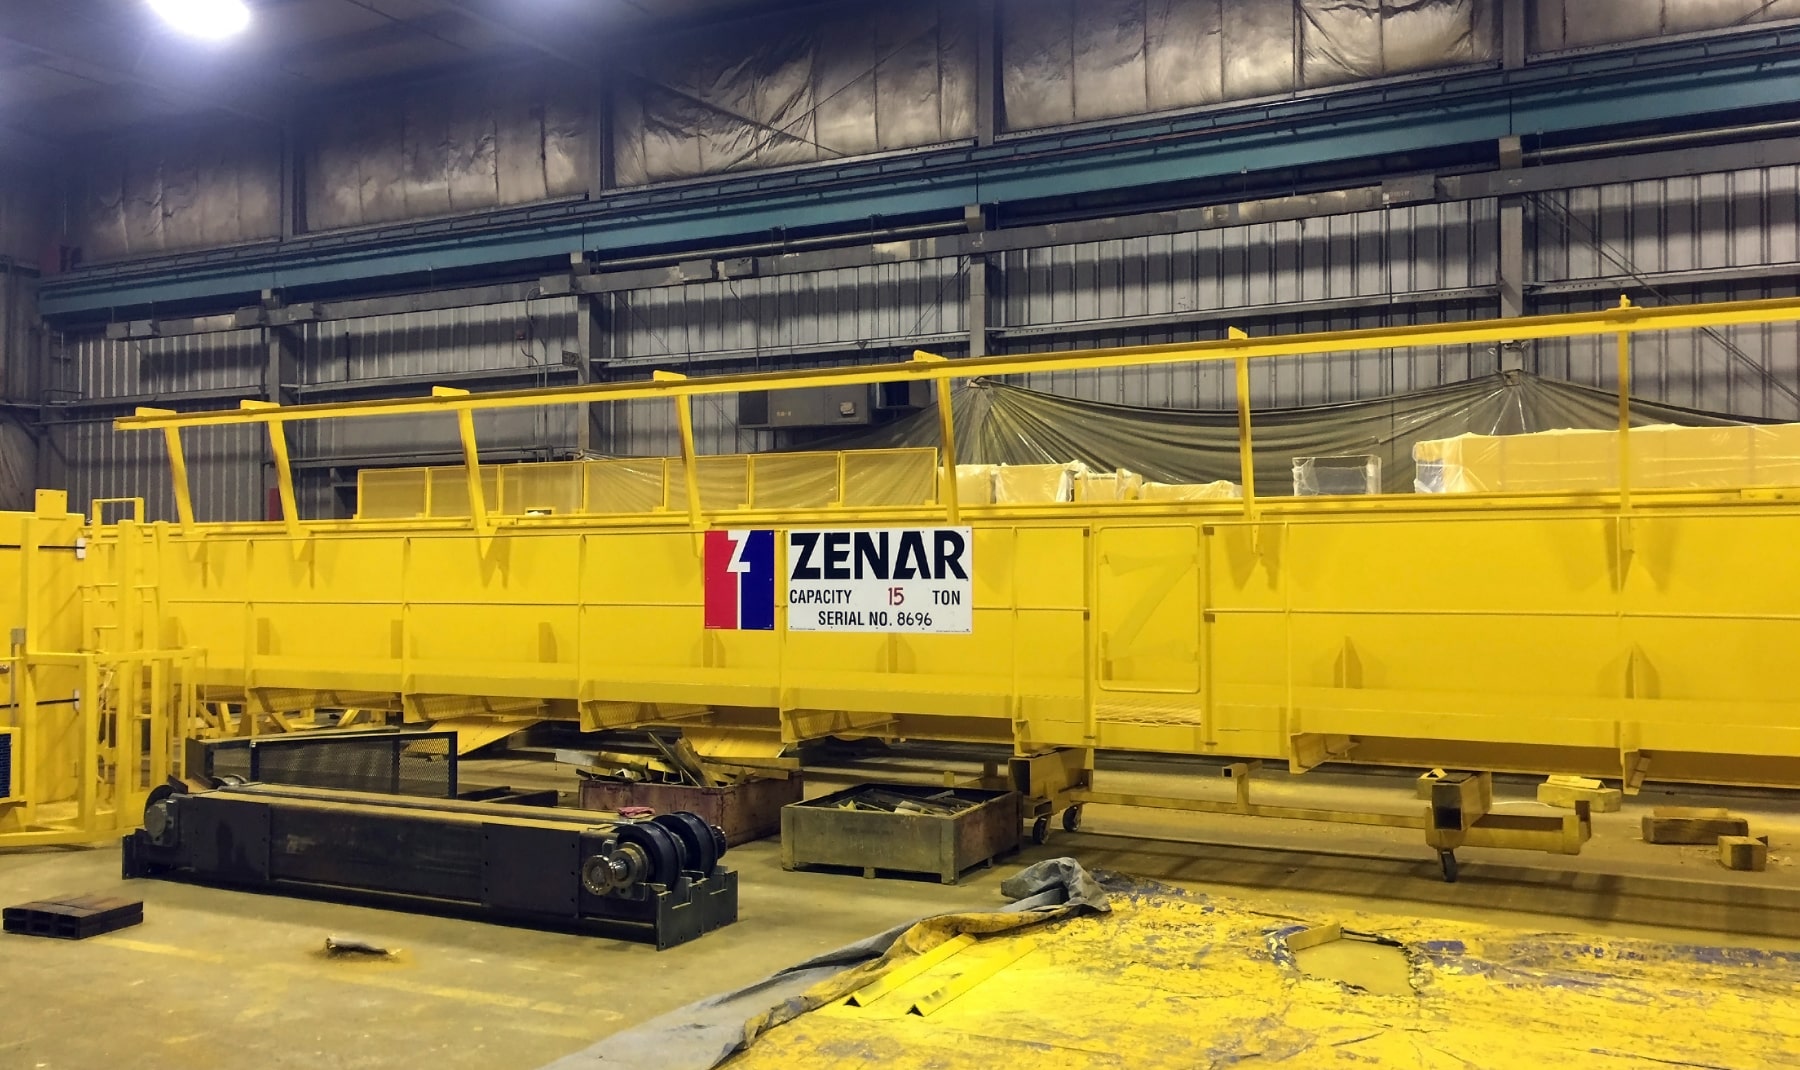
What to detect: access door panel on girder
<box><xmin>1095</xmin><ymin>526</ymin><xmax>1201</xmax><ymax>693</ymax></box>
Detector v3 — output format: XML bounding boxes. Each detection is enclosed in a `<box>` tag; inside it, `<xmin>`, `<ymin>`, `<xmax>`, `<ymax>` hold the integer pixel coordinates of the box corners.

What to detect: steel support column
<box><xmin>575</xmin><ymin>294</ymin><xmax>607</xmax><ymax>455</ymax></box>
<box><xmin>1497</xmin><ymin>135</ymin><xmax>1528</xmax><ymax>373</ymax></box>
<box><xmin>264</xmin><ymin>326</ymin><xmax>300</xmax><ymax>518</ymax></box>
<box><xmin>1502</xmin><ymin>0</ymin><xmax>1528</xmax><ymax>70</ymax></box>
<box><xmin>968</xmin><ymin>254</ymin><xmax>990</xmax><ymax>359</ymax></box>
<box><xmin>976</xmin><ymin>0</ymin><xmax>997</xmax><ymax>147</ymax></box>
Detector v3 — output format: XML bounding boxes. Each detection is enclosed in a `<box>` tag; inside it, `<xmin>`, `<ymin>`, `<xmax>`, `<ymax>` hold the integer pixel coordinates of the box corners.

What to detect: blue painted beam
<box><xmin>38</xmin><ymin>29</ymin><xmax>1800</xmax><ymax>320</ymax></box>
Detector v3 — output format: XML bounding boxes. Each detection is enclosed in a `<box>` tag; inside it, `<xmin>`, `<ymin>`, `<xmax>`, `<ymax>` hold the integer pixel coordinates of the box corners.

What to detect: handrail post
<box><xmin>137</xmin><ymin>407</ymin><xmax>196</xmax><ymax>527</ymax></box>
<box><xmin>1229</xmin><ymin>329</ymin><xmax>1257</xmax><ymax>521</ymax></box>
<box><xmin>433</xmin><ymin>387</ymin><xmax>490</xmax><ymax>537</ymax></box>
<box><xmin>1616</xmin><ymin>295</ymin><xmax>1636</xmax><ymax>571</ymax></box>
<box><xmin>240</xmin><ymin>401</ymin><xmax>303</xmax><ymax>538</ymax></box>
<box><xmin>655</xmin><ymin>371</ymin><xmax>704</xmax><ymax>530</ymax></box>
<box><xmin>1616</xmin><ymin>295</ymin><xmax>1634</xmax><ymax>515</ymax></box>
<box><xmin>913</xmin><ymin>352</ymin><xmax>958</xmax><ymax>524</ymax></box>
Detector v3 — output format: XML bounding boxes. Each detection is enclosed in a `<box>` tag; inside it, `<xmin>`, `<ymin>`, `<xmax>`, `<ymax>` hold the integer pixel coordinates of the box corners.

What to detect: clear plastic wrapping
<box><xmin>1293</xmin><ymin>455</ymin><xmax>1382</xmax><ymax>496</ymax></box>
<box><xmin>954</xmin><ymin>463</ymin><xmax>998</xmax><ymax>505</ymax></box>
<box><xmin>842</xmin><ymin>450</ymin><xmax>941</xmax><ymax>508</ymax></box>
<box><xmin>1074</xmin><ymin>468</ymin><xmax>1145</xmax><ymax>501</ymax></box>
<box><xmin>1413</xmin><ymin>424</ymin><xmax>1800</xmax><ymax>494</ymax></box>
<box><xmin>993</xmin><ymin>462</ymin><xmax>1085</xmax><ymax>503</ymax></box>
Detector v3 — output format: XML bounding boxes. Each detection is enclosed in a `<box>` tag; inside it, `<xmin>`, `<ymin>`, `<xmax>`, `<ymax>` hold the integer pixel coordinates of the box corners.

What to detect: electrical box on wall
<box><xmin>739</xmin><ymin>381</ymin><xmax>932</xmax><ymax>430</ymax></box>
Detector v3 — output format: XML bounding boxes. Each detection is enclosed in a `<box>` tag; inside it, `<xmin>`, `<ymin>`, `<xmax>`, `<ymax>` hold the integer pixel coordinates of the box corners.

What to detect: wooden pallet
<box><xmin>3</xmin><ymin>895</ymin><xmax>143</xmax><ymax>940</ymax></box>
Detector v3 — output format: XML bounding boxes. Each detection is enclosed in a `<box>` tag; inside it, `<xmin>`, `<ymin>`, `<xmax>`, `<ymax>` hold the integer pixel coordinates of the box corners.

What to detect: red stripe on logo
<box><xmin>703</xmin><ymin>530</ymin><xmax>739</xmax><ymax>630</ymax></box>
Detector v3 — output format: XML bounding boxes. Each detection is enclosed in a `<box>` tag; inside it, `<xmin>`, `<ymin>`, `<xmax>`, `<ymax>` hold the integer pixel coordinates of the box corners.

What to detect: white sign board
<box><xmin>786</xmin><ymin>527</ymin><xmax>972</xmax><ymax>634</ymax></box>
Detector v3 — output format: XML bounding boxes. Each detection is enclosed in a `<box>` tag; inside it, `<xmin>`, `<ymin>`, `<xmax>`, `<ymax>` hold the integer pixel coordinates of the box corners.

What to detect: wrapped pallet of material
<box><xmin>994</xmin><ymin>462</ymin><xmax>1084</xmax><ymax>503</ymax></box>
<box><xmin>955</xmin><ymin>464</ymin><xmax>998</xmax><ymax>505</ymax></box>
<box><xmin>1413</xmin><ymin>423</ymin><xmax>1800</xmax><ymax>493</ymax></box>
<box><xmin>1293</xmin><ymin>455</ymin><xmax>1381</xmax><ymax>496</ymax></box>
<box><xmin>1139</xmin><ymin>480</ymin><xmax>1242</xmax><ymax>501</ymax></box>
<box><xmin>1074</xmin><ymin>468</ymin><xmax>1145</xmax><ymax>501</ymax></box>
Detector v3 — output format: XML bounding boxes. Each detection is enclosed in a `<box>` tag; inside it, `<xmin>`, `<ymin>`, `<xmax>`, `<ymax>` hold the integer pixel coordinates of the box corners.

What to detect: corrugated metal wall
<box><xmin>293</xmin><ymin>297</ymin><xmax>582</xmax><ymax>464</ymax></box>
<box><xmin>609</xmin><ymin>258</ymin><xmax>969</xmax><ymax>368</ymax></box>
<box><xmin>48</xmin><ymin>330</ymin><xmax>266</xmax><ymax>523</ymax></box>
<box><xmin>0</xmin><ymin>269</ymin><xmax>38</xmax><ymax>511</ymax></box>
<box><xmin>50</xmin><ymin>299</ymin><xmax>586</xmax><ymax>523</ymax></box>
<box><xmin>996</xmin><ymin>200</ymin><xmax>1499</xmax><ymax>406</ymax></box>
<box><xmin>1001</xmin><ymin>300</ymin><xmax>1497</xmax><ymax>409</ymax></box>
<box><xmin>67</xmin><ymin>328</ymin><xmax>263</xmax><ymax>401</ymax></box>
<box><xmin>1530</xmin><ymin>166</ymin><xmax>1800</xmax><ymax>420</ymax></box>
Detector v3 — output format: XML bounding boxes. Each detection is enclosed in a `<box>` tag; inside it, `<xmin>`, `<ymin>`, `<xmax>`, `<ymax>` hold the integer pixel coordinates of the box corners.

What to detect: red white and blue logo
<box><xmin>704</xmin><ymin>529</ymin><xmax>776</xmax><ymax>631</ymax></box>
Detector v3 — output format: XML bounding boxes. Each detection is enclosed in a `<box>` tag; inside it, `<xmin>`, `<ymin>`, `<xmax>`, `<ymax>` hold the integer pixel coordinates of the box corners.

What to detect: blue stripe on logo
<box><xmin>739</xmin><ymin>529</ymin><xmax>776</xmax><ymax>630</ymax></box>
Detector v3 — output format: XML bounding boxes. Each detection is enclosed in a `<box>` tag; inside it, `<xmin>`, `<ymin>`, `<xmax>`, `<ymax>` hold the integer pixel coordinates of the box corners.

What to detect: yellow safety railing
<box><xmin>356</xmin><ymin>449</ymin><xmax>941</xmax><ymax>520</ymax></box>
<box><xmin>113</xmin><ymin>295</ymin><xmax>1800</xmax><ymax>535</ymax></box>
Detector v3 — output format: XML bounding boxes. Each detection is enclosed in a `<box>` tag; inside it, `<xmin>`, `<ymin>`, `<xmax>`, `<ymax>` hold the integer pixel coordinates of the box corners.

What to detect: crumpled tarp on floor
<box><xmin>580</xmin><ymin>866</ymin><xmax>1800</xmax><ymax>1069</ymax></box>
<box><xmin>541</xmin><ymin>858</ymin><xmax>1110</xmax><ymax>1070</ymax></box>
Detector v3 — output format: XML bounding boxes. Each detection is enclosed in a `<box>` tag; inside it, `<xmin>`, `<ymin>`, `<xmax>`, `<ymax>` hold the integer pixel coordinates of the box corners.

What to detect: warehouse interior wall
<box><xmin>0</xmin><ymin>165</ymin><xmax>47</xmax><ymax>512</ymax></box>
<box><xmin>303</xmin><ymin>69</ymin><xmax>597</xmax><ymax>232</ymax></box>
<box><xmin>24</xmin><ymin>0</ymin><xmax>1800</xmax><ymax>522</ymax></box>
<box><xmin>65</xmin><ymin>122</ymin><xmax>282</xmax><ymax>262</ymax></box>
<box><xmin>50</xmin><ymin>0</ymin><xmax>1800</xmax><ymax>260</ymax></box>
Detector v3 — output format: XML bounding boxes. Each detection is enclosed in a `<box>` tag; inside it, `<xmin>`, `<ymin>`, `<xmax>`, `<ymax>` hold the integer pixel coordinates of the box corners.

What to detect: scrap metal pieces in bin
<box><xmin>830</xmin><ymin>787</ymin><xmax>981</xmax><ymax>817</ymax></box>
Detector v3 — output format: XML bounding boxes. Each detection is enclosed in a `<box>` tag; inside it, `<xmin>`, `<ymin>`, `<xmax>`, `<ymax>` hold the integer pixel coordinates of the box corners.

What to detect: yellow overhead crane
<box><xmin>7</xmin><ymin>296</ymin><xmax>1800</xmax><ymax>871</ymax></box>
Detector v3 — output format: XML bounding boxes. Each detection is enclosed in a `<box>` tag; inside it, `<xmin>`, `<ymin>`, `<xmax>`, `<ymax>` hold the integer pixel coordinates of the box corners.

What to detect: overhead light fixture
<box><xmin>146</xmin><ymin>0</ymin><xmax>252</xmax><ymax>40</ymax></box>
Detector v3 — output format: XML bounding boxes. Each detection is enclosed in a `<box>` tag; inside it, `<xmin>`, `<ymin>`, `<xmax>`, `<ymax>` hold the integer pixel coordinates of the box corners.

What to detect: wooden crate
<box><xmin>781</xmin><ymin>784</ymin><xmax>1022</xmax><ymax>885</ymax></box>
<box><xmin>579</xmin><ymin>775</ymin><xmax>802</xmax><ymax>846</ymax></box>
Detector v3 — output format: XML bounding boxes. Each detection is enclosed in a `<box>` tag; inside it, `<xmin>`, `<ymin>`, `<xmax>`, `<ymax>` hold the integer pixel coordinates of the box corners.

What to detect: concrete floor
<box><xmin>4</xmin><ymin>761</ymin><xmax>1800</xmax><ymax>1070</ymax></box>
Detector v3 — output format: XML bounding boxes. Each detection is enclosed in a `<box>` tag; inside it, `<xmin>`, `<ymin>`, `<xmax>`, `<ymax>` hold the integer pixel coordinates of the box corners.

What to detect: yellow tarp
<box><xmin>726</xmin><ymin>881</ymin><xmax>1800</xmax><ymax>1069</ymax></box>
<box><xmin>1414</xmin><ymin>423</ymin><xmax>1800</xmax><ymax>493</ymax></box>
<box><xmin>1139</xmin><ymin>479</ymin><xmax>1241</xmax><ymax>501</ymax></box>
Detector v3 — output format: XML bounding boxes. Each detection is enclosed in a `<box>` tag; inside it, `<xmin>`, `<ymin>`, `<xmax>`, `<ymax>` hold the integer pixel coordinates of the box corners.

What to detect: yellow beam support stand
<box><xmin>655</xmin><ymin>371</ymin><xmax>704</xmax><ymax>530</ymax></box>
<box><xmin>240</xmin><ymin>401</ymin><xmax>303</xmax><ymax>538</ymax></box>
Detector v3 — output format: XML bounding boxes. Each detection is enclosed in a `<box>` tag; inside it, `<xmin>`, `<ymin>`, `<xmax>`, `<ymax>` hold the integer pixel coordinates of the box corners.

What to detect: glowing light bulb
<box><xmin>146</xmin><ymin>0</ymin><xmax>251</xmax><ymax>41</ymax></box>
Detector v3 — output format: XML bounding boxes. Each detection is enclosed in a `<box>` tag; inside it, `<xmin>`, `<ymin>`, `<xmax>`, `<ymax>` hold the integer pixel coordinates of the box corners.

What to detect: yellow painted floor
<box><xmin>727</xmin><ymin>876</ymin><xmax>1800</xmax><ymax>1068</ymax></box>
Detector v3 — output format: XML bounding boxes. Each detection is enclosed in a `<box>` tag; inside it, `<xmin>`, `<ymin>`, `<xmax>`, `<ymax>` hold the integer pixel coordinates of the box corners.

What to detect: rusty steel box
<box><xmin>579</xmin><ymin>775</ymin><xmax>802</xmax><ymax>846</ymax></box>
<box><xmin>780</xmin><ymin>784</ymin><xmax>1023</xmax><ymax>884</ymax></box>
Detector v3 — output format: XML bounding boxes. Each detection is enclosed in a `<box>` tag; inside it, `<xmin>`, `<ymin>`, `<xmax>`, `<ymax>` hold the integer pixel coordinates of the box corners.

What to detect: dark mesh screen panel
<box><xmin>195</xmin><ymin>733</ymin><xmax>456</xmax><ymax>798</ymax></box>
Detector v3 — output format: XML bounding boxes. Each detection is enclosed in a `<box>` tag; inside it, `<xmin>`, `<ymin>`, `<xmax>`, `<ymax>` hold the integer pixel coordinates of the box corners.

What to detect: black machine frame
<box><xmin>124</xmin><ymin>782</ymin><xmax>737</xmax><ymax>949</ymax></box>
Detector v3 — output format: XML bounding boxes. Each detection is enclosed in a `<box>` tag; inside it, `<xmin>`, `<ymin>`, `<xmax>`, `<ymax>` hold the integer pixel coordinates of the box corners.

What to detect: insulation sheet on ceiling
<box><xmin>73</xmin><ymin>125</ymin><xmax>281</xmax><ymax>261</ymax></box>
<box><xmin>304</xmin><ymin>73</ymin><xmax>594</xmax><ymax>231</ymax></box>
<box><xmin>1531</xmin><ymin>0</ymin><xmax>1800</xmax><ymax>53</ymax></box>
<box><xmin>999</xmin><ymin>0</ymin><xmax>1495</xmax><ymax>132</ymax></box>
<box><xmin>613</xmin><ymin>0</ymin><xmax>977</xmax><ymax>186</ymax></box>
